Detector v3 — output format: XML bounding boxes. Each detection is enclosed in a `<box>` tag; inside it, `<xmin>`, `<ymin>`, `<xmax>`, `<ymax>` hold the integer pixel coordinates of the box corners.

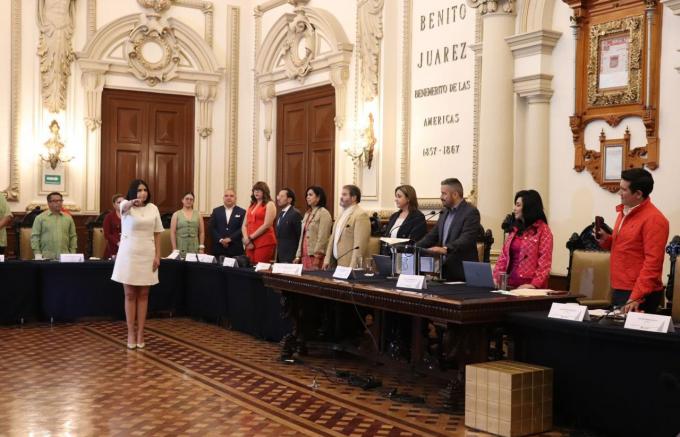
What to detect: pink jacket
<box><xmin>493</xmin><ymin>220</ymin><xmax>553</xmax><ymax>289</ymax></box>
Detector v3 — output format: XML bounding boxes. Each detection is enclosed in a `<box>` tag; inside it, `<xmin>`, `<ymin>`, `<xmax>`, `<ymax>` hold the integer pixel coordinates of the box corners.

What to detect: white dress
<box><xmin>111</xmin><ymin>201</ymin><xmax>164</xmax><ymax>286</ymax></box>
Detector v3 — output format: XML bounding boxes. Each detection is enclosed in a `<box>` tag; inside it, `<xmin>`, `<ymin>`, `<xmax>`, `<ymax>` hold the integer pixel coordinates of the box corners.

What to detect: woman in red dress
<box><xmin>103</xmin><ymin>193</ymin><xmax>125</xmax><ymax>259</ymax></box>
<box><xmin>242</xmin><ymin>181</ymin><xmax>277</xmax><ymax>264</ymax></box>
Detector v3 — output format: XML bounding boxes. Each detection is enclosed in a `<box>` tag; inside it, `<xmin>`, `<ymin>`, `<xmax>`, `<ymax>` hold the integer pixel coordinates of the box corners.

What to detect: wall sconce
<box><xmin>342</xmin><ymin>112</ymin><xmax>377</xmax><ymax>169</ymax></box>
<box><xmin>40</xmin><ymin>120</ymin><xmax>73</xmax><ymax>169</ymax></box>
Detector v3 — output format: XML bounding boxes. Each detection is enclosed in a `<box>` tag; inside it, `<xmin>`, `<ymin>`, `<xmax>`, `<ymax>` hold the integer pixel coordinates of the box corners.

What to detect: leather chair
<box><xmin>159</xmin><ymin>228</ymin><xmax>173</xmax><ymax>258</ymax></box>
<box><xmin>569</xmin><ymin>250</ymin><xmax>611</xmax><ymax>308</ymax></box>
<box><xmin>17</xmin><ymin>206</ymin><xmax>43</xmax><ymax>260</ymax></box>
<box><xmin>86</xmin><ymin>212</ymin><xmax>108</xmax><ymax>259</ymax></box>
<box><xmin>367</xmin><ymin>236</ymin><xmax>381</xmax><ymax>256</ymax></box>
<box><xmin>672</xmin><ymin>266</ymin><xmax>680</xmax><ymax>323</ymax></box>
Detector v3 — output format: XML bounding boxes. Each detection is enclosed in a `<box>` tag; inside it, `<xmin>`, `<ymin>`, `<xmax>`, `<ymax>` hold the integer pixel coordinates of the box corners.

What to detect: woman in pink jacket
<box><xmin>493</xmin><ymin>190</ymin><xmax>553</xmax><ymax>289</ymax></box>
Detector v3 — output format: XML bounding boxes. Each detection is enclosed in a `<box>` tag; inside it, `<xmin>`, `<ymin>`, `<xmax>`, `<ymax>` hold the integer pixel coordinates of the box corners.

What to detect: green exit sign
<box><xmin>44</xmin><ymin>175</ymin><xmax>61</xmax><ymax>185</ymax></box>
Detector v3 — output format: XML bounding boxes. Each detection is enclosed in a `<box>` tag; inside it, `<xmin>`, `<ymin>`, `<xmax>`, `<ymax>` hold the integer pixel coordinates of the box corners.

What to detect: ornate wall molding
<box><xmin>466</xmin><ymin>0</ymin><xmax>514</xmax><ymax>15</ymax></box>
<box><xmin>175</xmin><ymin>0</ymin><xmax>215</xmax><ymax>48</ymax></box>
<box><xmin>137</xmin><ymin>0</ymin><xmax>173</xmax><ymax>13</ymax></box>
<box><xmin>255</xmin><ymin>4</ymin><xmax>354</xmax><ymax>130</ymax></box>
<box><xmin>125</xmin><ymin>14</ymin><xmax>181</xmax><ymax>86</ymax></box>
<box><xmin>506</xmin><ymin>29</ymin><xmax>561</xmax><ymax>57</ymax></box>
<box><xmin>3</xmin><ymin>0</ymin><xmax>21</xmax><ymax>201</ymax></box>
<box><xmin>38</xmin><ymin>0</ymin><xmax>76</xmax><ymax>113</ymax></box>
<box><xmin>196</xmin><ymin>82</ymin><xmax>217</xmax><ymax>138</ymax></box>
<box><xmin>87</xmin><ymin>0</ymin><xmax>97</xmax><ymax>40</ymax></box>
<box><xmin>281</xmin><ymin>10</ymin><xmax>317</xmax><ymax>81</ymax></box>
<box><xmin>358</xmin><ymin>0</ymin><xmax>384</xmax><ymax>102</ymax></box>
<box><xmin>252</xmin><ymin>7</ymin><xmax>263</xmax><ymax>185</ymax></box>
<box><xmin>513</xmin><ymin>74</ymin><xmax>554</xmax><ymax>103</ymax></box>
<box><xmin>226</xmin><ymin>6</ymin><xmax>240</xmax><ymax>191</ymax></box>
<box><xmin>82</xmin><ymin>71</ymin><xmax>105</xmax><ymax>130</ymax></box>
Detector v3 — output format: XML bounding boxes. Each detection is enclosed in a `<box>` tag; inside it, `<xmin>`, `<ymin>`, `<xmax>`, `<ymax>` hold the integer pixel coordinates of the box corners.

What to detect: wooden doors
<box><xmin>100</xmin><ymin>89</ymin><xmax>194</xmax><ymax>214</ymax></box>
<box><xmin>276</xmin><ymin>85</ymin><xmax>336</xmax><ymax>215</ymax></box>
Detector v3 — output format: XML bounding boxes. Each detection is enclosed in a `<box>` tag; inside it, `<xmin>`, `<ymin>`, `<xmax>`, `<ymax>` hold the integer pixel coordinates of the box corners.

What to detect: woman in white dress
<box><xmin>111</xmin><ymin>179</ymin><xmax>164</xmax><ymax>349</ymax></box>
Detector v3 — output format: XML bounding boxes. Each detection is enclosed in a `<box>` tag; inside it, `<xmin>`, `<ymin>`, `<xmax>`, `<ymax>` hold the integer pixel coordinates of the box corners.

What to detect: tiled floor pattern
<box><xmin>0</xmin><ymin>319</ymin><xmax>573</xmax><ymax>436</ymax></box>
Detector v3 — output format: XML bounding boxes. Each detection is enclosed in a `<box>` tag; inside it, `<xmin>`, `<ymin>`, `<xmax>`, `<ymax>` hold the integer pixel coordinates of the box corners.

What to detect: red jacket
<box><xmin>599</xmin><ymin>197</ymin><xmax>669</xmax><ymax>301</ymax></box>
<box><xmin>493</xmin><ymin>220</ymin><xmax>553</xmax><ymax>289</ymax></box>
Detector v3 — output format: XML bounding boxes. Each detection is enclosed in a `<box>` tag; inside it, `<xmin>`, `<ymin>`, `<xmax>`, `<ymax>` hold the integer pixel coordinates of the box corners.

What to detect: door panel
<box><xmin>101</xmin><ymin>89</ymin><xmax>194</xmax><ymax>214</ymax></box>
<box><xmin>276</xmin><ymin>85</ymin><xmax>335</xmax><ymax>216</ymax></box>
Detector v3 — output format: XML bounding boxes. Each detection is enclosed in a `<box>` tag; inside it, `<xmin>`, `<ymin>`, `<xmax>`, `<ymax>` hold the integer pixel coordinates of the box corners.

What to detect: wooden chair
<box><xmin>477</xmin><ymin>227</ymin><xmax>494</xmax><ymax>263</ymax></box>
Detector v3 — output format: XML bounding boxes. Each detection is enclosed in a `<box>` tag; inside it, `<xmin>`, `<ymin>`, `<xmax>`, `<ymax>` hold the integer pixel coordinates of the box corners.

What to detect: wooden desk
<box><xmin>262</xmin><ymin>271</ymin><xmax>578</xmax><ymax>369</ymax></box>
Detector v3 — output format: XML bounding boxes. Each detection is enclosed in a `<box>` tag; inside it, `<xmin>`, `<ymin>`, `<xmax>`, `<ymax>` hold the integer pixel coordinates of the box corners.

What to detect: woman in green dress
<box><xmin>170</xmin><ymin>192</ymin><xmax>205</xmax><ymax>256</ymax></box>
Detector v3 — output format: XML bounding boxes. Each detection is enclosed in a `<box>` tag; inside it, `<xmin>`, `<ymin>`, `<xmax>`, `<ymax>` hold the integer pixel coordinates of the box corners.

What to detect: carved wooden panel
<box><xmin>276</xmin><ymin>85</ymin><xmax>335</xmax><ymax>216</ymax></box>
<box><xmin>101</xmin><ymin>89</ymin><xmax>194</xmax><ymax>214</ymax></box>
<box><xmin>563</xmin><ymin>0</ymin><xmax>662</xmax><ymax>190</ymax></box>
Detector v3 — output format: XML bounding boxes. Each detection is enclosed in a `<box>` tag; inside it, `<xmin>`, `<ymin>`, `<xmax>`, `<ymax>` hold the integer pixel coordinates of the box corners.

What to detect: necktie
<box><xmin>277</xmin><ymin>210</ymin><xmax>286</xmax><ymax>227</ymax></box>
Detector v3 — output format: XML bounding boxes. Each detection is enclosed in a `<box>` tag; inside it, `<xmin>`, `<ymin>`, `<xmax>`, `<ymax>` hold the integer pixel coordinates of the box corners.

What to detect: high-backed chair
<box><xmin>159</xmin><ymin>229</ymin><xmax>173</xmax><ymax>258</ymax></box>
<box><xmin>367</xmin><ymin>236</ymin><xmax>381</xmax><ymax>256</ymax></box>
<box><xmin>17</xmin><ymin>207</ymin><xmax>43</xmax><ymax>260</ymax></box>
<box><xmin>86</xmin><ymin>212</ymin><xmax>108</xmax><ymax>259</ymax></box>
<box><xmin>565</xmin><ymin>225</ymin><xmax>612</xmax><ymax>307</ymax></box>
<box><xmin>666</xmin><ymin>235</ymin><xmax>680</xmax><ymax>321</ymax></box>
<box><xmin>569</xmin><ymin>250</ymin><xmax>611</xmax><ymax>307</ymax></box>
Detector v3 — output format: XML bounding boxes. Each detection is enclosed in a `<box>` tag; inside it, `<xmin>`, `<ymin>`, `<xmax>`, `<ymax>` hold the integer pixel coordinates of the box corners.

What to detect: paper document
<box><xmin>379</xmin><ymin>237</ymin><xmax>410</xmax><ymax>246</ymax></box>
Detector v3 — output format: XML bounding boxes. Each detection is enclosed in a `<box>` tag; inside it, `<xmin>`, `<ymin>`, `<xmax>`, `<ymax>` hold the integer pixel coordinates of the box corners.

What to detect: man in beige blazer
<box><xmin>323</xmin><ymin>185</ymin><xmax>371</xmax><ymax>269</ymax></box>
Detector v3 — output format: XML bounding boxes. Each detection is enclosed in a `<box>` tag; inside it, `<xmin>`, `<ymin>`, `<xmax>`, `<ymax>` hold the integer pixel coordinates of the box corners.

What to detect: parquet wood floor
<box><xmin>0</xmin><ymin>319</ymin><xmax>576</xmax><ymax>436</ymax></box>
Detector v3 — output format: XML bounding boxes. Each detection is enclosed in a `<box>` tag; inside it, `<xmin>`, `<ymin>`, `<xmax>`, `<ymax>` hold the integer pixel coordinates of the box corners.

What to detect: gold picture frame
<box><xmin>587</xmin><ymin>15</ymin><xmax>643</xmax><ymax>107</ymax></box>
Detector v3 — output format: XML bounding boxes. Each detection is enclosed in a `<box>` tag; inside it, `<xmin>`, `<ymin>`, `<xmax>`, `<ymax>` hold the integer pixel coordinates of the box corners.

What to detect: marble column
<box><xmin>469</xmin><ymin>0</ymin><xmax>516</xmax><ymax>250</ymax></box>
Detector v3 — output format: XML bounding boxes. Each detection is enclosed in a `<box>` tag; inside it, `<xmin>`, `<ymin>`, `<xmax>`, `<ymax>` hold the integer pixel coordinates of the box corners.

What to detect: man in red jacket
<box><xmin>595</xmin><ymin>168</ymin><xmax>669</xmax><ymax>314</ymax></box>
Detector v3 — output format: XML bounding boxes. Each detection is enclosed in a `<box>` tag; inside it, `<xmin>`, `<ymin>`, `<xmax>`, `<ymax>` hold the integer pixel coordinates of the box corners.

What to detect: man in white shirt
<box><xmin>209</xmin><ymin>188</ymin><xmax>246</xmax><ymax>257</ymax></box>
<box><xmin>323</xmin><ymin>185</ymin><xmax>371</xmax><ymax>269</ymax></box>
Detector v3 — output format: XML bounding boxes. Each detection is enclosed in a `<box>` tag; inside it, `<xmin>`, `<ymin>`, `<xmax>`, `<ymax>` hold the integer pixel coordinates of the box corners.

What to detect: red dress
<box><xmin>246</xmin><ymin>202</ymin><xmax>277</xmax><ymax>263</ymax></box>
<box><xmin>102</xmin><ymin>211</ymin><xmax>121</xmax><ymax>259</ymax></box>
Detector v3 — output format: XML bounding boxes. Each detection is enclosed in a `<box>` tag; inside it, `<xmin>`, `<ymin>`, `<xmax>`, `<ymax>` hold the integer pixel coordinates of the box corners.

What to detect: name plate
<box><xmin>272</xmin><ymin>263</ymin><xmax>303</xmax><ymax>276</ymax></box>
<box><xmin>0</xmin><ymin>255</ymin><xmax>4</xmax><ymax>262</ymax></box>
<box><xmin>197</xmin><ymin>254</ymin><xmax>215</xmax><ymax>263</ymax></box>
<box><xmin>59</xmin><ymin>253</ymin><xmax>85</xmax><ymax>263</ymax></box>
<box><xmin>397</xmin><ymin>274</ymin><xmax>427</xmax><ymax>290</ymax></box>
<box><xmin>333</xmin><ymin>265</ymin><xmax>353</xmax><ymax>280</ymax></box>
<box><xmin>34</xmin><ymin>253</ymin><xmax>44</xmax><ymax>260</ymax></box>
<box><xmin>254</xmin><ymin>262</ymin><xmax>271</xmax><ymax>272</ymax></box>
<box><xmin>185</xmin><ymin>253</ymin><xmax>199</xmax><ymax>262</ymax></box>
<box><xmin>222</xmin><ymin>257</ymin><xmax>238</xmax><ymax>267</ymax></box>
<box><xmin>166</xmin><ymin>250</ymin><xmax>181</xmax><ymax>260</ymax></box>
<box><xmin>548</xmin><ymin>303</ymin><xmax>590</xmax><ymax>322</ymax></box>
<box><xmin>624</xmin><ymin>312</ymin><xmax>675</xmax><ymax>333</ymax></box>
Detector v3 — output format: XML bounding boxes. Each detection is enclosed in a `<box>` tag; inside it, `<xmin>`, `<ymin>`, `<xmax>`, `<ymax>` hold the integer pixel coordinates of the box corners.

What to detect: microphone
<box><xmin>336</xmin><ymin>245</ymin><xmax>360</xmax><ymax>263</ymax></box>
<box><xmin>597</xmin><ymin>295</ymin><xmax>646</xmax><ymax>323</ymax></box>
<box><xmin>501</xmin><ymin>213</ymin><xmax>515</xmax><ymax>233</ymax></box>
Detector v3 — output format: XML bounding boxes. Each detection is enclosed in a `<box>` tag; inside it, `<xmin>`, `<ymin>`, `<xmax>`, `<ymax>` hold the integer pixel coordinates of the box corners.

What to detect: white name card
<box><xmin>197</xmin><ymin>254</ymin><xmax>215</xmax><ymax>264</ymax></box>
<box><xmin>624</xmin><ymin>312</ymin><xmax>675</xmax><ymax>333</ymax></box>
<box><xmin>548</xmin><ymin>303</ymin><xmax>590</xmax><ymax>322</ymax></box>
<box><xmin>397</xmin><ymin>274</ymin><xmax>427</xmax><ymax>290</ymax></box>
<box><xmin>272</xmin><ymin>263</ymin><xmax>303</xmax><ymax>276</ymax></box>
<box><xmin>185</xmin><ymin>253</ymin><xmax>199</xmax><ymax>262</ymax></box>
<box><xmin>34</xmin><ymin>253</ymin><xmax>44</xmax><ymax>260</ymax></box>
<box><xmin>166</xmin><ymin>250</ymin><xmax>181</xmax><ymax>260</ymax></box>
<box><xmin>0</xmin><ymin>255</ymin><xmax>4</xmax><ymax>262</ymax></box>
<box><xmin>59</xmin><ymin>253</ymin><xmax>85</xmax><ymax>263</ymax></box>
<box><xmin>333</xmin><ymin>265</ymin><xmax>353</xmax><ymax>280</ymax></box>
<box><xmin>255</xmin><ymin>262</ymin><xmax>271</xmax><ymax>272</ymax></box>
<box><xmin>222</xmin><ymin>257</ymin><xmax>238</xmax><ymax>267</ymax></box>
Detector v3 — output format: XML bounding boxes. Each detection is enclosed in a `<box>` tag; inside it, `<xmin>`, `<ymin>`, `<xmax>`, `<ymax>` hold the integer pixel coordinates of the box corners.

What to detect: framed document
<box><xmin>598</xmin><ymin>34</ymin><xmax>629</xmax><ymax>90</ymax></box>
<box><xmin>603</xmin><ymin>144</ymin><xmax>623</xmax><ymax>181</ymax></box>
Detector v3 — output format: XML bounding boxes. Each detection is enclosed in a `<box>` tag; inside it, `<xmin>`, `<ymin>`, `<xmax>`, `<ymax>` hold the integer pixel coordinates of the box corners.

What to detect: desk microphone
<box><xmin>597</xmin><ymin>296</ymin><xmax>646</xmax><ymax>323</ymax></box>
<box><xmin>336</xmin><ymin>245</ymin><xmax>360</xmax><ymax>263</ymax></box>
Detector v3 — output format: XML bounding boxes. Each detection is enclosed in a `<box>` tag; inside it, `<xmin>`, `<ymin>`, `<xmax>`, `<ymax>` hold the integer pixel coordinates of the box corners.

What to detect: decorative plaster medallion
<box><xmin>282</xmin><ymin>10</ymin><xmax>316</xmax><ymax>81</ymax></box>
<box><xmin>125</xmin><ymin>14</ymin><xmax>180</xmax><ymax>86</ymax></box>
<box><xmin>137</xmin><ymin>0</ymin><xmax>174</xmax><ymax>13</ymax></box>
<box><xmin>466</xmin><ymin>0</ymin><xmax>514</xmax><ymax>15</ymax></box>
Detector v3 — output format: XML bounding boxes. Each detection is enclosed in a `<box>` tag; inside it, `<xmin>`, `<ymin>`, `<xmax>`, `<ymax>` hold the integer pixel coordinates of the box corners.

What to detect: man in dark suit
<box><xmin>416</xmin><ymin>178</ymin><xmax>480</xmax><ymax>281</ymax></box>
<box><xmin>275</xmin><ymin>188</ymin><xmax>302</xmax><ymax>263</ymax></box>
<box><xmin>210</xmin><ymin>188</ymin><xmax>245</xmax><ymax>258</ymax></box>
